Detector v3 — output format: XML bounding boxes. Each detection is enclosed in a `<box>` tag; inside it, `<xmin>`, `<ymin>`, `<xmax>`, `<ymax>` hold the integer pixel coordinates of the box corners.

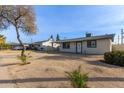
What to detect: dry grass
<box><xmin>0</xmin><ymin>50</ymin><xmax>124</xmax><ymax>88</ymax></box>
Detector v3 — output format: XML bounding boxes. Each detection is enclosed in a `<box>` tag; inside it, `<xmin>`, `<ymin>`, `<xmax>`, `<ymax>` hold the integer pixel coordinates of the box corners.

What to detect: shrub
<box><xmin>65</xmin><ymin>66</ymin><xmax>88</xmax><ymax>88</ymax></box>
<box><xmin>17</xmin><ymin>52</ymin><xmax>32</xmax><ymax>65</ymax></box>
<box><xmin>104</xmin><ymin>51</ymin><xmax>124</xmax><ymax>66</ymax></box>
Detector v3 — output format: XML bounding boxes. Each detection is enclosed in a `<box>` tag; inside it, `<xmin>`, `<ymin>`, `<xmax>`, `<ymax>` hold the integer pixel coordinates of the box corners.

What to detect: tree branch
<box><xmin>0</xmin><ymin>14</ymin><xmax>15</xmax><ymax>26</ymax></box>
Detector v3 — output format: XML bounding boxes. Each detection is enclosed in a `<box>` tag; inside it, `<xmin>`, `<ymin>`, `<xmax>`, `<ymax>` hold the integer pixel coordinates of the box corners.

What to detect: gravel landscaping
<box><xmin>0</xmin><ymin>50</ymin><xmax>124</xmax><ymax>88</ymax></box>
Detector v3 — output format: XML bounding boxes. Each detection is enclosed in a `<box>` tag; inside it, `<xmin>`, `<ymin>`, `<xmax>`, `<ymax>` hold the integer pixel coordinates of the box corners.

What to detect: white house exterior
<box><xmin>55</xmin><ymin>34</ymin><xmax>115</xmax><ymax>54</ymax></box>
<box><xmin>31</xmin><ymin>38</ymin><xmax>59</xmax><ymax>51</ymax></box>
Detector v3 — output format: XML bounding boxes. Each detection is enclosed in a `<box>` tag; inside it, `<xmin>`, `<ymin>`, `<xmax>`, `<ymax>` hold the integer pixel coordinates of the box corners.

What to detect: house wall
<box><xmin>59</xmin><ymin>39</ymin><xmax>112</xmax><ymax>54</ymax></box>
<box><xmin>42</xmin><ymin>39</ymin><xmax>53</xmax><ymax>51</ymax></box>
<box><xmin>42</xmin><ymin>40</ymin><xmax>52</xmax><ymax>47</ymax></box>
<box><xmin>82</xmin><ymin>39</ymin><xmax>112</xmax><ymax>54</ymax></box>
<box><xmin>42</xmin><ymin>39</ymin><xmax>60</xmax><ymax>51</ymax></box>
<box><xmin>59</xmin><ymin>42</ymin><xmax>76</xmax><ymax>53</ymax></box>
<box><xmin>32</xmin><ymin>39</ymin><xmax>60</xmax><ymax>51</ymax></box>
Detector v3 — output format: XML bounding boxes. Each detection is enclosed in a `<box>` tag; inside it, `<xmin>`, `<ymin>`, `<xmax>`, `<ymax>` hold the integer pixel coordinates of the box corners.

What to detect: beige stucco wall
<box><xmin>82</xmin><ymin>39</ymin><xmax>112</xmax><ymax>54</ymax></box>
<box><xmin>59</xmin><ymin>39</ymin><xmax>112</xmax><ymax>54</ymax></box>
<box><xmin>112</xmin><ymin>45</ymin><xmax>124</xmax><ymax>51</ymax></box>
<box><xmin>59</xmin><ymin>42</ymin><xmax>76</xmax><ymax>53</ymax></box>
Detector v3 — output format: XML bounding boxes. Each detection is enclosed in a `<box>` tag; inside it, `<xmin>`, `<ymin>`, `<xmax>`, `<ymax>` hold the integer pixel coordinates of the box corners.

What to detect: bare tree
<box><xmin>0</xmin><ymin>5</ymin><xmax>36</xmax><ymax>57</ymax></box>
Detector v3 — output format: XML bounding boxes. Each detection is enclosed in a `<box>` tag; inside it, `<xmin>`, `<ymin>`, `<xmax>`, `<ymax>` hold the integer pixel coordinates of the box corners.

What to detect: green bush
<box><xmin>17</xmin><ymin>52</ymin><xmax>32</xmax><ymax>65</ymax></box>
<box><xmin>65</xmin><ymin>66</ymin><xmax>88</xmax><ymax>88</ymax></box>
<box><xmin>104</xmin><ymin>51</ymin><xmax>124</xmax><ymax>66</ymax></box>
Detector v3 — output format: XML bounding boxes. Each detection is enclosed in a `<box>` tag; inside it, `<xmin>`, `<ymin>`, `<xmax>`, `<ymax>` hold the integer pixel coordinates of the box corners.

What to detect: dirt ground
<box><xmin>0</xmin><ymin>50</ymin><xmax>124</xmax><ymax>88</ymax></box>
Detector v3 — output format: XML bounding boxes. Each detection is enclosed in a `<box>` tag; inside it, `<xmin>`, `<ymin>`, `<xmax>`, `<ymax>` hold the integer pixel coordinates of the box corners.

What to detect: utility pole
<box><xmin>31</xmin><ymin>38</ymin><xmax>33</xmax><ymax>44</ymax></box>
<box><xmin>118</xmin><ymin>35</ymin><xmax>120</xmax><ymax>45</ymax></box>
<box><xmin>121</xmin><ymin>29</ymin><xmax>124</xmax><ymax>44</ymax></box>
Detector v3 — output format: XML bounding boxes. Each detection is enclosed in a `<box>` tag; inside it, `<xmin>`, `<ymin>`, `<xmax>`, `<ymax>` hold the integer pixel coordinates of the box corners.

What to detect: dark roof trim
<box><xmin>55</xmin><ymin>34</ymin><xmax>115</xmax><ymax>43</ymax></box>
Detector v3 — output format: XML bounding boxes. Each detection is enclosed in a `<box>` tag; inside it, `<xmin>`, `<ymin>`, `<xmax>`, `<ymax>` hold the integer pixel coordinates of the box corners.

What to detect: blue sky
<box><xmin>1</xmin><ymin>5</ymin><xmax>124</xmax><ymax>43</ymax></box>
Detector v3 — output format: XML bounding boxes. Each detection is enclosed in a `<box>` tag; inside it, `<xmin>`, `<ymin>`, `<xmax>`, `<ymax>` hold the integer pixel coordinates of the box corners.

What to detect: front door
<box><xmin>76</xmin><ymin>42</ymin><xmax>82</xmax><ymax>54</ymax></box>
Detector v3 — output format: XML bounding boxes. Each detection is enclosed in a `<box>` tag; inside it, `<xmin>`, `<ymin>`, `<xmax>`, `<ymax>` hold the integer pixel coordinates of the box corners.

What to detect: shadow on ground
<box><xmin>37</xmin><ymin>55</ymin><xmax>81</xmax><ymax>61</ymax></box>
<box><xmin>84</xmin><ymin>59</ymin><xmax>120</xmax><ymax>68</ymax></box>
<box><xmin>0</xmin><ymin>63</ymin><xmax>19</xmax><ymax>67</ymax></box>
<box><xmin>0</xmin><ymin>77</ymin><xmax>124</xmax><ymax>84</ymax></box>
<box><xmin>35</xmin><ymin>52</ymin><xmax>103</xmax><ymax>61</ymax></box>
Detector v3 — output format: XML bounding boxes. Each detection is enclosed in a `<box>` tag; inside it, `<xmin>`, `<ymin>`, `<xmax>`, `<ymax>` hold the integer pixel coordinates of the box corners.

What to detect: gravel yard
<box><xmin>0</xmin><ymin>50</ymin><xmax>124</xmax><ymax>88</ymax></box>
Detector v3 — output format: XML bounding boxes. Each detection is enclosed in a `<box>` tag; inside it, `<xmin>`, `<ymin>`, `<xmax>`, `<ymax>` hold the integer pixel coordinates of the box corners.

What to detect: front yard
<box><xmin>0</xmin><ymin>50</ymin><xmax>124</xmax><ymax>88</ymax></box>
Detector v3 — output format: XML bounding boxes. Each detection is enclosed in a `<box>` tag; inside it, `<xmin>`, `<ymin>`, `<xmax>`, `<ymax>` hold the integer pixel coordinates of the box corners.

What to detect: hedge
<box><xmin>104</xmin><ymin>51</ymin><xmax>124</xmax><ymax>66</ymax></box>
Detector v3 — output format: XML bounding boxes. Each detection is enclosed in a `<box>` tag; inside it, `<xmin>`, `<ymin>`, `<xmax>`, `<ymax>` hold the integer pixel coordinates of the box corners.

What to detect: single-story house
<box><xmin>30</xmin><ymin>38</ymin><xmax>59</xmax><ymax>51</ymax></box>
<box><xmin>55</xmin><ymin>33</ymin><xmax>115</xmax><ymax>54</ymax></box>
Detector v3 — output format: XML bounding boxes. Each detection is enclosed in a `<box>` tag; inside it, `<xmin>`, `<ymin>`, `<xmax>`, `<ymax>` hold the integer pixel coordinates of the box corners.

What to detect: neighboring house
<box><xmin>30</xmin><ymin>38</ymin><xmax>59</xmax><ymax>51</ymax></box>
<box><xmin>55</xmin><ymin>33</ymin><xmax>115</xmax><ymax>54</ymax></box>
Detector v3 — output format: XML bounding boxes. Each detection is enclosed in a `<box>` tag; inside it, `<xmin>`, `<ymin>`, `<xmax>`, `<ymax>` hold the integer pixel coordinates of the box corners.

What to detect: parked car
<box><xmin>12</xmin><ymin>46</ymin><xmax>26</xmax><ymax>50</ymax></box>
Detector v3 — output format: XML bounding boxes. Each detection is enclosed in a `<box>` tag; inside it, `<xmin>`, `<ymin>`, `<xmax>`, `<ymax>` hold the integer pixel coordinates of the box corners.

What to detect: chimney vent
<box><xmin>86</xmin><ymin>33</ymin><xmax>92</xmax><ymax>37</ymax></box>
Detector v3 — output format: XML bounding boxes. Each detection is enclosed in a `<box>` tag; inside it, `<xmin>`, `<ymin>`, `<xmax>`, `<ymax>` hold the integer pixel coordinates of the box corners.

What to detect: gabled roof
<box><xmin>32</xmin><ymin>38</ymin><xmax>54</xmax><ymax>44</ymax></box>
<box><xmin>55</xmin><ymin>34</ymin><xmax>115</xmax><ymax>43</ymax></box>
<box><xmin>33</xmin><ymin>40</ymin><xmax>48</xmax><ymax>44</ymax></box>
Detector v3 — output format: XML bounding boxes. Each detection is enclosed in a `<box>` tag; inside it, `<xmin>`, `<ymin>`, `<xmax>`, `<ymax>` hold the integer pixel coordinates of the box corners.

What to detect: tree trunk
<box><xmin>15</xmin><ymin>26</ymin><xmax>25</xmax><ymax>57</ymax></box>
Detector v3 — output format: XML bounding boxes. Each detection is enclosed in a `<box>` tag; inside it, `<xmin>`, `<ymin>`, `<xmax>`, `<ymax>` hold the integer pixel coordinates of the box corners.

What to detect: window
<box><xmin>87</xmin><ymin>40</ymin><xmax>97</xmax><ymax>48</ymax></box>
<box><xmin>63</xmin><ymin>42</ymin><xmax>70</xmax><ymax>49</ymax></box>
